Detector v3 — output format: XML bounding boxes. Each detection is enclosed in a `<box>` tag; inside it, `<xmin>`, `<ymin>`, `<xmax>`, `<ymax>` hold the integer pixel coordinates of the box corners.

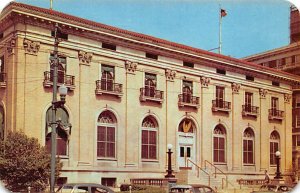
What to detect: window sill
<box><xmin>97</xmin><ymin>158</ymin><xmax>117</xmax><ymax>161</ymax></box>
<box><xmin>213</xmin><ymin>162</ymin><xmax>227</xmax><ymax>165</ymax></box>
<box><xmin>141</xmin><ymin>159</ymin><xmax>159</xmax><ymax>163</ymax></box>
<box><xmin>243</xmin><ymin>164</ymin><xmax>255</xmax><ymax>166</ymax></box>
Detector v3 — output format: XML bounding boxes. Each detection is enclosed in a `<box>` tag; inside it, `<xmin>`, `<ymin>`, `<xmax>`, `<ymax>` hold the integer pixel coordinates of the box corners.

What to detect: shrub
<box><xmin>0</xmin><ymin>131</ymin><xmax>62</xmax><ymax>192</ymax></box>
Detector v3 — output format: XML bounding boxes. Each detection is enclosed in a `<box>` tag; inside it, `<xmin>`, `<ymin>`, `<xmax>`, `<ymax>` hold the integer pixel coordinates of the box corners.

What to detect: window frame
<box><xmin>141</xmin><ymin>116</ymin><xmax>158</xmax><ymax>161</ymax></box>
<box><xmin>213</xmin><ymin>125</ymin><xmax>226</xmax><ymax>164</ymax></box>
<box><xmin>270</xmin><ymin>131</ymin><xmax>280</xmax><ymax>166</ymax></box>
<box><xmin>243</xmin><ymin>128</ymin><xmax>255</xmax><ymax>165</ymax></box>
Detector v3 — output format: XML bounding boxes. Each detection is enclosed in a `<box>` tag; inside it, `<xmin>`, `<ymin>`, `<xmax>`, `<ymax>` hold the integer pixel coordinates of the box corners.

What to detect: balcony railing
<box><xmin>242</xmin><ymin>105</ymin><xmax>259</xmax><ymax>117</ymax></box>
<box><xmin>212</xmin><ymin>100</ymin><xmax>231</xmax><ymax>112</ymax></box>
<box><xmin>0</xmin><ymin>73</ymin><xmax>6</xmax><ymax>88</ymax></box>
<box><xmin>95</xmin><ymin>80</ymin><xmax>123</xmax><ymax>97</ymax></box>
<box><xmin>139</xmin><ymin>88</ymin><xmax>163</xmax><ymax>103</ymax></box>
<box><xmin>268</xmin><ymin>109</ymin><xmax>284</xmax><ymax>120</ymax></box>
<box><xmin>43</xmin><ymin>71</ymin><xmax>75</xmax><ymax>90</ymax></box>
<box><xmin>178</xmin><ymin>94</ymin><xmax>199</xmax><ymax>108</ymax></box>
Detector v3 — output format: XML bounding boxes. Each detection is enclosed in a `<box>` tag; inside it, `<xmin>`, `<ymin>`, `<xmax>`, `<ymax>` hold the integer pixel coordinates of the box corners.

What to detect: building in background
<box><xmin>244</xmin><ymin>5</ymin><xmax>300</xmax><ymax>181</ymax></box>
<box><xmin>0</xmin><ymin>2</ymin><xmax>298</xmax><ymax>188</ymax></box>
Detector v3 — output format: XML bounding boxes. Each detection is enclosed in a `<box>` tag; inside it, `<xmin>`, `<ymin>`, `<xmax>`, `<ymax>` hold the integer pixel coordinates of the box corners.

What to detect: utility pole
<box><xmin>50</xmin><ymin>23</ymin><xmax>59</xmax><ymax>193</ymax></box>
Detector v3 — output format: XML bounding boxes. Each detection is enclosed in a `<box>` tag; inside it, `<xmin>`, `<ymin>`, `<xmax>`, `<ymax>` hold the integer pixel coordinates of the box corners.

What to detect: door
<box><xmin>178</xmin><ymin>145</ymin><xmax>192</xmax><ymax>167</ymax></box>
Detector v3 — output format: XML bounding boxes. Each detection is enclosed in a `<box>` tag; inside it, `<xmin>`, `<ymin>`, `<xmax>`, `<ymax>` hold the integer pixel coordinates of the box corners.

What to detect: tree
<box><xmin>0</xmin><ymin>131</ymin><xmax>62</xmax><ymax>192</ymax></box>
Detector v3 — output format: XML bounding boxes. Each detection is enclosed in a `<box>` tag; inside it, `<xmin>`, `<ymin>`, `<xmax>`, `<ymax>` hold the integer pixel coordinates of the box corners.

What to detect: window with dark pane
<box><xmin>101</xmin><ymin>65</ymin><xmax>114</xmax><ymax>91</ymax></box>
<box><xmin>141</xmin><ymin>116</ymin><xmax>158</xmax><ymax>160</ymax></box>
<box><xmin>145</xmin><ymin>73</ymin><xmax>156</xmax><ymax>97</ymax></box>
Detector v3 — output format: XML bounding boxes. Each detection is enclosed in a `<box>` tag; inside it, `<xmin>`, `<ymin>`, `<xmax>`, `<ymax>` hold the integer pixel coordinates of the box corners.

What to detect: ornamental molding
<box><xmin>125</xmin><ymin>60</ymin><xmax>138</xmax><ymax>74</ymax></box>
<box><xmin>231</xmin><ymin>82</ymin><xmax>241</xmax><ymax>94</ymax></box>
<box><xmin>6</xmin><ymin>37</ymin><xmax>16</xmax><ymax>55</ymax></box>
<box><xmin>259</xmin><ymin>89</ymin><xmax>268</xmax><ymax>99</ymax></box>
<box><xmin>78</xmin><ymin>50</ymin><xmax>93</xmax><ymax>65</ymax></box>
<box><xmin>284</xmin><ymin>94</ymin><xmax>291</xmax><ymax>103</ymax></box>
<box><xmin>165</xmin><ymin>69</ymin><xmax>176</xmax><ymax>81</ymax></box>
<box><xmin>23</xmin><ymin>39</ymin><xmax>40</xmax><ymax>55</ymax></box>
<box><xmin>200</xmin><ymin>76</ymin><xmax>211</xmax><ymax>88</ymax></box>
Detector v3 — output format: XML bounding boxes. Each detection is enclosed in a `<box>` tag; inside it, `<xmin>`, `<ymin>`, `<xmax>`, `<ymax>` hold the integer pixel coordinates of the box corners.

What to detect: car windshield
<box><xmin>170</xmin><ymin>188</ymin><xmax>192</xmax><ymax>193</ymax></box>
<box><xmin>56</xmin><ymin>185</ymin><xmax>73</xmax><ymax>193</ymax></box>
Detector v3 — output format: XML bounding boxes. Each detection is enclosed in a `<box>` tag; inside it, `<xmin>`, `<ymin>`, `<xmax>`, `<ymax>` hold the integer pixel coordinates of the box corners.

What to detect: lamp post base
<box><xmin>272</xmin><ymin>178</ymin><xmax>284</xmax><ymax>185</ymax></box>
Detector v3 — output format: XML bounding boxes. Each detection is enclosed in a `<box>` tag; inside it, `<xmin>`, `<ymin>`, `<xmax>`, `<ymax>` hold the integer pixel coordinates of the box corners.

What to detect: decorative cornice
<box><xmin>259</xmin><ymin>89</ymin><xmax>268</xmax><ymax>99</ymax></box>
<box><xmin>284</xmin><ymin>94</ymin><xmax>291</xmax><ymax>104</ymax></box>
<box><xmin>200</xmin><ymin>76</ymin><xmax>211</xmax><ymax>88</ymax></box>
<box><xmin>165</xmin><ymin>69</ymin><xmax>176</xmax><ymax>82</ymax></box>
<box><xmin>78</xmin><ymin>50</ymin><xmax>92</xmax><ymax>65</ymax></box>
<box><xmin>125</xmin><ymin>60</ymin><xmax>137</xmax><ymax>74</ymax></box>
<box><xmin>23</xmin><ymin>39</ymin><xmax>40</xmax><ymax>55</ymax></box>
<box><xmin>231</xmin><ymin>83</ymin><xmax>241</xmax><ymax>94</ymax></box>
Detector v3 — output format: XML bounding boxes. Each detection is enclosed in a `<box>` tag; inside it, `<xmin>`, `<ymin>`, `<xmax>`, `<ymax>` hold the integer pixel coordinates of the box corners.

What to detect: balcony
<box><xmin>268</xmin><ymin>109</ymin><xmax>284</xmax><ymax>120</ymax></box>
<box><xmin>242</xmin><ymin>105</ymin><xmax>259</xmax><ymax>117</ymax></box>
<box><xmin>178</xmin><ymin>94</ymin><xmax>199</xmax><ymax>108</ymax></box>
<box><xmin>0</xmin><ymin>73</ymin><xmax>6</xmax><ymax>88</ymax></box>
<box><xmin>43</xmin><ymin>71</ymin><xmax>75</xmax><ymax>90</ymax></box>
<box><xmin>95</xmin><ymin>80</ymin><xmax>123</xmax><ymax>97</ymax></box>
<box><xmin>212</xmin><ymin>100</ymin><xmax>231</xmax><ymax>112</ymax></box>
<box><xmin>139</xmin><ymin>88</ymin><xmax>163</xmax><ymax>103</ymax></box>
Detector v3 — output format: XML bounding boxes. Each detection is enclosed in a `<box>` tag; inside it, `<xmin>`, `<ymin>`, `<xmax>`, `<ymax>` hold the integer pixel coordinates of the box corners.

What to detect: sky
<box><xmin>0</xmin><ymin>0</ymin><xmax>298</xmax><ymax>58</ymax></box>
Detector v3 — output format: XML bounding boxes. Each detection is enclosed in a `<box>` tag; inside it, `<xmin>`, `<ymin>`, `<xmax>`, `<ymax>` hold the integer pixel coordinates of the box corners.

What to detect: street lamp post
<box><xmin>165</xmin><ymin>144</ymin><xmax>175</xmax><ymax>178</ymax></box>
<box><xmin>50</xmin><ymin>23</ymin><xmax>67</xmax><ymax>193</ymax></box>
<box><xmin>274</xmin><ymin>151</ymin><xmax>282</xmax><ymax>179</ymax></box>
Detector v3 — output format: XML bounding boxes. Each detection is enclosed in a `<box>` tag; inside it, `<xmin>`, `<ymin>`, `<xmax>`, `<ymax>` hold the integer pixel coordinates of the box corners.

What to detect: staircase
<box><xmin>177</xmin><ymin>159</ymin><xmax>236</xmax><ymax>191</ymax></box>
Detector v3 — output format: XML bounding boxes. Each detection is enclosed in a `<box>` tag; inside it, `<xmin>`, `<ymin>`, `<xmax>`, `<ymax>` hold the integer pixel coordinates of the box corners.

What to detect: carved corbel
<box><xmin>125</xmin><ymin>60</ymin><xmax>138</xmax><ymax>74</ymax></box>
<box><xmin>7</xmin><ymin>38</ymin><xmax>16</xmax><ymax>55</ymax></box>
<box><xmin>23</xmin><ymin>39</ymin><xmax>40</xmax><ymax>55</ymax></box>
<box><xmin>200</xmin><ymin>76</ymin><xmax>211</xmax><ymax>88</ymax></box>
<box><xmin>165</xmin><ymin>69</ymin><xmax>176</xmax><ymax>81</ymax></box>
<box><xmin>259</xmin><ymin>89</ymin><xmax>268</xmax><ymax>99</ymax></box>
<box><xmin>284</xmin><ymin>94</ymin><xmax>291</xmax><ymax>103</ymax></box>
<box><xmin>78</xmin><ymin>50</ymin><xmax>93</xmax><ymax>65</ymax></box>
<box><xmin>231</xmin><ymin>83</ymin><xmax>241</xmax><ymax>94</ymax></box>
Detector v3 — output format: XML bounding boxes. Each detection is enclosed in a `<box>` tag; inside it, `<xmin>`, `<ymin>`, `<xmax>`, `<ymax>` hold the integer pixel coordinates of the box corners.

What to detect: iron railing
<box><xmin>140</xmin><ymin>88</ymin><xmax>163</xmax><ymax>102</ymax></box>
<box><xmin>212</xmin><ymin>100</ymin><xmax>231</xmax><ymax>111</ymax></box>
<box><xmin>43</xmin><ymin>71</ymin><xmax>75</xmax><ymax>87</ymax></box>
<box><xmin>268</xmin><ymin>109</ymin><xmax>284</xmax><ymax>118</ymax></box>
<box><xmin>242</xmin><ymin>105</ymin><xmax>259</xmax><ymax>115</ymax></box>
<box><xmin>95</xmin><ymin>80</ymin><xmax>123</xmax><ymax>94</ymax></box>
<box><xmin>178</xmin><ymin>94</ymin><xmax>199</xmax><ymax>107</ymax></box>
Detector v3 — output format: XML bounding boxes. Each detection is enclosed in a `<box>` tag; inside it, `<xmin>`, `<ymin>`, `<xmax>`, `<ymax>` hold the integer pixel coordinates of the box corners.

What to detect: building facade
<box><xmin>0</xmin><ymin>2</ymin><xmax>298</xmax><ymax>187</ymax></box>
<box><xmin>244</xmin><ymin>5</ymin><xmax>300</xmax><ymax>181</ymax></box>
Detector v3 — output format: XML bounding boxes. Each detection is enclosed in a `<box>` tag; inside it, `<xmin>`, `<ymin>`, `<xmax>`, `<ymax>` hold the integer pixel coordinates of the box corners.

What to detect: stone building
<box><xmin>0</xmin><ymin>2</ymin><xmax>298</xmax><ymax>188</ymax></box>
<box><xmin>244</xmin><ymin>5</ymin><xmax>300</xmax><ymax>181</ymax></box>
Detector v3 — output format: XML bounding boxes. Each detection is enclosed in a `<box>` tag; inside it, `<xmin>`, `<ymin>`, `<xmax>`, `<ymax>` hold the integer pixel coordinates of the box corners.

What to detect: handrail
<box><xmin>187</xmin><ymin>159</ymin><xmax>211</xmax><ymax>187</ymax></box>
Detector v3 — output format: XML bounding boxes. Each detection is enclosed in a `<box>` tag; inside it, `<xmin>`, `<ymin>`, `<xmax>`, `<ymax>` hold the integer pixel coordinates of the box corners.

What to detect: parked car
<box><xmin>56</xmin><ymin>183</ymin><xmax>115</xmax><ymax>193</ymax></box>
<box><xmin>169</xmin><ymin>184</ymin><xmax>215</xmax><ymax>193</ymax></box>
<box><xmin>251</xmin><ymin>184</ymin><xmax>294</xmax><ymax>193</ymax></box>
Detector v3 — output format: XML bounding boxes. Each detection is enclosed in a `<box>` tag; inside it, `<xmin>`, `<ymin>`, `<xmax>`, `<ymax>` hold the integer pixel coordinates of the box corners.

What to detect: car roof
<box><xmin>189</xmin><ymin>184</ymin><xmax>212</xmax><ymax>188</ymax></box>
<box><xmin>171</xmin><ymin>185</ymin><xmax>193</xmax><ymax>189</ymax></box>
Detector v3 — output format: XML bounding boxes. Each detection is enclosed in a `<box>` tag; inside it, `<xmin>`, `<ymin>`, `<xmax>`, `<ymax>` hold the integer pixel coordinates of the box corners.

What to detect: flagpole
<box><xmin>50</xmin><ymin>0</ymin><xmax>53</xmax><ymax>10</ymax></box>
<box><xmin>219</xmin><ymin>6</ymin><xmax>222</xmax><ymax>54</ymax></box>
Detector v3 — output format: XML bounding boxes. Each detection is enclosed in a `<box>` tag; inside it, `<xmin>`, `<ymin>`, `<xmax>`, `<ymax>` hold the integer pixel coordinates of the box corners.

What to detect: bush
<box><xmin>0</xmin><ymin>132</ymin><xmax>62</xmax><ymax>192</ymax></box>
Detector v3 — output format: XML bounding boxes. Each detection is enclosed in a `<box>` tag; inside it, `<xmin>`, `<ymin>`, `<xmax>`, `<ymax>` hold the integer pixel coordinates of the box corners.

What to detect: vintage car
<box><xmin>56</xmin><ymin>183</ymin><xmax>115</xmax><ymax>193</ymax></box>
<box><xmin>169</xmin><ymin>184</ymin><xmax>215</xmax><ymax>193</ymax></box>
<box><xmin>251</xmin><ymin>184</ymin><xmax>294</xmax><ymax>193</ymax></box>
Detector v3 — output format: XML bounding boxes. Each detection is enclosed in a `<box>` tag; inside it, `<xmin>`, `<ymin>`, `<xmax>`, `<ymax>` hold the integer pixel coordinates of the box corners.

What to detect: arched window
<box><xmin>243</xmin><ymin>128</ymin><xmax>255</xmax><ymax>164</ymax></box>
<box><xmin>0</xmin><ymin>105</ymin><xmax>4</xmax><ymax>140</ymax></box>
<box><xmin>178</xmin><ymin>118</ymin><xmax>195</xmax><ymax>133</ymax></box>
<box><xmin>45</xmin><ymin>107</ymin><xmax>70</xmax><ymax>156</ymax></box>
<box><xmin>141</xmin><ymin>116</ymin><xmax>158</xmax><ymax>160</ymax></box>
<box><xmin>97</xmin><ymin>111</ymin><xmax>116</xmax><ymax>158</ymax></box>
<box><xmin>213</xmin><ymin>125</ymin><xmax>226</xmax><ymax>163</ymax></box>
<box><xmin>270</xmin><ymin>131</ymin><xmax>280</xmax><ymax>165</ymax></box>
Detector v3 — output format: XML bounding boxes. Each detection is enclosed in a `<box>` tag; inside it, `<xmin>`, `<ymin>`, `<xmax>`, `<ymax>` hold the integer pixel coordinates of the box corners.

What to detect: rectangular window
<box><xmin>50</xmin><ymin>54</ymin><xmax>66</xmax><ymax>84</ymax></box>
<box><xmin>293</xmin><ymin>135</ymin><xmax>296</xmax><ymax>147</ymax></box>
<box><xmin>101</xmin><ymin>65</ymin><xmax>114</xmax><ymax>91</ymax></box>
<box><xmin>216</xmin><ymin>86</ymin><xmax>225</xmax><ymax>108</ymax></box>
<box><xmin>0</xmin><ymin>56</ymin><xmax>4</xmax><ymax>73</ymax></box>
<box><xmin>297</xmin><ymin>114</ymin><xmax>300</xmax><ymax>128</ymax></box>
<box><xmin>183</xmin><ymin>61</ymin><xmax>194</xmax><ymax>68</ymax></box>
<box><xmin>270</xmin><ymin>142</ymin><xmax>279</xmax><ymax>165</ymax></box>
<box><xmin>146</xmin><ymin>53</ymin><xmax>158</xmax><ymax>60</ymax></box>
<box><xmin>141</xmin><ymin>130</ymin><xmax>157</xmax><ymax>159</ymax></box>
<box><xmin>245</xmin><ymin>92</ymin><xmax>253</xmax><ymax>112</ymax></box>
<box><xmin>243</xmin><ymin>139</ymin><xmax>254</xmax><ymax>164</ymax></box>
<box><xmin>0</xmin><ymin>33</ymin><xmax>3</xmax><ymax>39</ymax></box>
<box><xmin>101</xmin><ymin>178</ymin><xmax>116</xmax><ymax>187</ymax></box>
<box><xmin>213</xmin><ymin>137</ymin><xmax>225</xmax><ymax>163</ymax></box>
<box><xmin>296</xmin><ymin>98</ymin><xmax>300</xmax><ymax>108</ymax></box>
<box><xmin>216</xmin><ymin>69</ymin><xmax>226</xmax><ymax>75</ymax></box>
<box><xmin>144</xmin><ymin>73</ymin><xmax>157</xmax><ymax>97</ymax></box>
<box><xmin>292</xmin><ymin>55</ymin><xmax>296</xmax><ymax>64</ymax></box>
<box><xmin>51</xmin><ymin>30</ymin><xmax>68</xmax><ymax>40</ymax></box>
<box><xmin>102</xmin><ymin>43</ymin><xmax>116</xmax><ymax>51</ymax></box>
<box><xmin>269</xmin><ymin>60</ymin><xmax>277</xmax><ymax>68</ymax></box>
<box><xmin>271</xmin><ymin>97</ymin><xmax>279</xmax><ymax>110</ymax></box>
<box><xmin>97</xmin><ymin>126</ymin><xmax>115</xmax><ymax>158</ymax></box>
<box><xmin>246</xmin><ymin>75</ymin><xmax>254</xmax><ymax>81</ymax></box>
<box><xmin>281</xmin><ymin>58</ymin><xmax>286</xmax><ymax>66</ymax></box>
<box><xmin>272</xmin><ymin>81</ymin><xmax>280</xmax><ymax>87</ymax></box>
